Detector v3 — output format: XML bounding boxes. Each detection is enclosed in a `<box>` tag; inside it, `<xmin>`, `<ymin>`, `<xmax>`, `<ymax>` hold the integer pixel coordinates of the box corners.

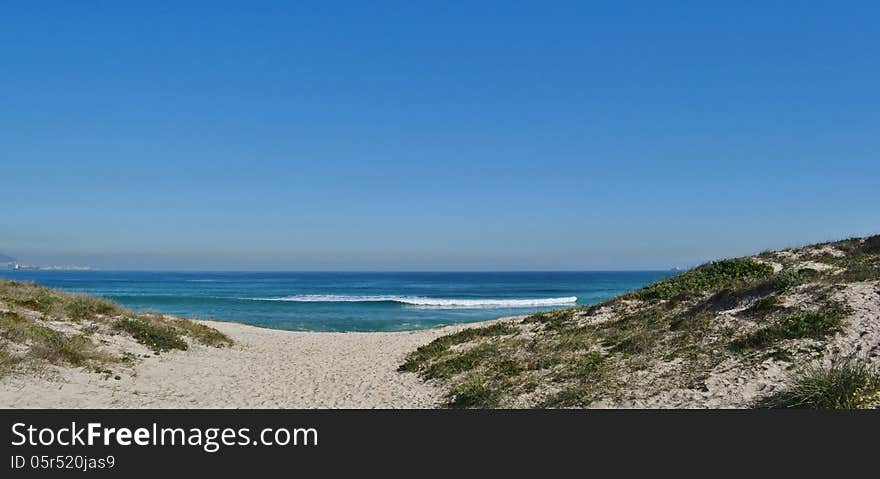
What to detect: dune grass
<box><xmin>399</xmin><ymin>323</ymin><xmax>519</xmax><ymax>373</ymax></box>
<box><xmin>401</xmin><ymin>235</ymin><xmax>880</xmax><ymax>408</ymax></box>
<box><xmin>0</xmin><ymin>279</ymin><xmax>232</xmax><ymax>377</ymax></box>
<box><xmin>0</xmin><ymin>310</ymin><xmax>112</xmax><ymax>368</ymax></box>
<box><xmin>759</xmin><ymin>358</ymin><xmax>880</xmax><ymax>409</ymax></box>
<box><xmin>0</xmin><ymin>345</ymin><xmax>20</xmax><ymax>379</ymax></box>
<box><xmin>633</xmin><ymin>258</ymin><xmax>774</xmax><ymax>302</ymax></box>
<box><xmin>732</xmin><ymin>306</ymin><xmax>846</xmax><ymax>351</ymax></box>
<box><xmin>112</xmin><ymin>318</ymin><xmax>189</xmax><ymax>353</ymax></box>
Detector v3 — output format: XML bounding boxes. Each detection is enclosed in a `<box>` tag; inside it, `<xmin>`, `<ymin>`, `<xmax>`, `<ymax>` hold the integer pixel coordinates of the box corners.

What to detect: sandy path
<box><xmin>0</xmin><ymin>319</ymin><xmax>509</xmax><ymax>409</ymax></box>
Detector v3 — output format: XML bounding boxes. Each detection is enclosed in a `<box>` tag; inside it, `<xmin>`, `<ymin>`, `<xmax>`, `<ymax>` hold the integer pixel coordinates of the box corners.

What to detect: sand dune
<box><xmin>0</xmin><ymin>318</ymin><xmax>510</xmax><ymax>409</ymax></box>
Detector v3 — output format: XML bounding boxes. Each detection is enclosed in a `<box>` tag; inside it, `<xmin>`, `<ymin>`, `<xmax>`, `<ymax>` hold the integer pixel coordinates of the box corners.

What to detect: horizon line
<box><xmin>1</xmin><ymin>268</ymin><xmax>677</xmax><ymax>274</ymax></box>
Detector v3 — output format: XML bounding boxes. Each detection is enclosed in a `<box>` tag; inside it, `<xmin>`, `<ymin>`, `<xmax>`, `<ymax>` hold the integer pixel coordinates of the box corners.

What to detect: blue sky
<box><xmin>1</xmin><ymin>1</ymin><xmax>878</xmax><ymax>270</ymax></box>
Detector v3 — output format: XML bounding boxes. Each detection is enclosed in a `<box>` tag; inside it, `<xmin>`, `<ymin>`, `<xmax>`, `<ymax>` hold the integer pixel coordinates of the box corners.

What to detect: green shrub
<box><xmin>1</xmin><ymin>311</ymin><xmax>62</xmax><ymax>343</ymax></box>
<box><xmin>113</xmin><ymin>318</ymin><xmax>188</xmax><ymax>353</ymax></box>
<box><xmin>448</xmin><ymin>377</ymin><xmax>501</xmax><ymax>408</ymax></box>
<box><xmin>65</xmin><ymin>295</ymin><xmax>122</xmax><ymax>321</ymax></box>
<box><xmin>541</xmin><ymin>383</ymin><xmax>596</xmax><ymax>408</ymax></box>
<box><xmin>399</xmin><ymin>323</ymin><xmax>518</xmax><ymax>372</ymax></box>
<box><xmin>29</xmin><ymin>333</ymin><xmax>102</xmax><ymax>366</ymax></box>
<box><xmin>766</xmin><ymin>269</ymin><xmax>816</xmax><ymax>292</ymax></box>
<box><xmin>733</xmin><ymin>308</ymin><xmax>844</xmax><ymax>350</ymax></box>
<box><xmin>422</xmin><ymin>343</ymin><xmax>499</xmax><ymax>379</ymax></box>
<box><xmin>744</xmin><ymin>295</ymin><xmax>784</xmax><ymax>316</ymax></box>
<box><xmin>861</xmin><ymin>235</ymin><xmax>880</xmax><ymax>255</ymax></box>
<box><xmin>636</xmin><ymin>259</ymin><xmax>773</xmax><ymax>301</ymax></box>
<box><xmin>759</xmin><ymin>358</ymin><xmax>880</xmax><ymax>409</ymax></box>
<box><xmin>168</xmin><ymin>319</ymin><xmax>233</xmax><ymax>347</ymax></box>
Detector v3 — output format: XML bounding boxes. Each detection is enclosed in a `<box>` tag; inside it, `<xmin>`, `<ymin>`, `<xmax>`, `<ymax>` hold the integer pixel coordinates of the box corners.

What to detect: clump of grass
<box><xmin>448</xmin><ymin>376</ymin><xmax>501</xmax><ymax>408</ymax></box>
<box><xmin>523</xmin><ymin>308</ymin><xmax>577</xmax><ymax>330</ymax></box>
<box><xmin>0</xmin><ymin>346</ymin><xmax>21</xmax><ymax>378</ymax></box>
<box><xmin>64</xmin><ymin>295</ymin><xmax>123</xmax><ymax>321</ymax></box>
<box><xmin>744</xmin><ymin>295</ymin><xmax>784</xmax><ymax>316</ymax></box>
<box><xmin>1</xmin><ymin>281</ymin><xmax>129</xmax><ymax>321</ymax></box>
<box><xmin>167</xmin><ymin>318</ymin><xmax>233</xmax><ymax>347</ymax></box>
<box><xmin>0</xmin><ymin>310</ymin><xmax>63</xmax><ymax>344</ymax></box>
<box><xmin>399</xmin><ymin>323</ymin><xmax>518</xmax><ymax>373</ymax></box>
<box><xmin>1</xmin><ymin>282</ymin><xmax>59</xmax><ymax>314</ymax></box>
<box><xmin>422</xmin><ymin>343</ymin><xmax>499</xmax><ymax>380</ymax></box>
<box><xmin>767</xmin><ymin>269</ymin><xmax>816</xmax><ymax>292</ymax></box>
<box><xmin>860</xmin><ymin>235</ymin><xmax>880</xmax><ymax>255</ymax></box>
<box><xmin>553</xmin><ymin>351</ymin><xmax>605</xmax><ymax>381</ymax></box>
<box><xmin>113</xmin><ymin>318</ymin><xmax>188</xmax><ymax>353</ymax></box>
<box><xmin>1</xmin><ymin>310</ymin><xmax>112</xmax><ymax>367</ymax></box>
<box><xmin>758</xmin><ymin>357</ymin><xmax>880</xmax><ymax>409</ymax></box>
<box><xmin>838</xmin><ymin>262</ymin><xmax>880</xmax><ymax>283</ymax></box>
<box><xmin>598</xmin><ymin>310</ymin><xmax>664</xmax><ymax>356</ymax></box>
<box><xmin>635</xmin><ymin>258</ymin><xmax>773</xmax><ymax>301</ymax></box>
<box><xmin>29</xmin><ymin>333</ymin><xmax>108</xmax><ymax>366</ymax></box>
<box><xmin>732</xmin><ymin>307</ymin><xmax>845</xmax><ymax>351</ymax></box>
<box><xmin>541</xmin><ymin>383</ymin><xmax>597</xmax><ymax>408</ymax></box>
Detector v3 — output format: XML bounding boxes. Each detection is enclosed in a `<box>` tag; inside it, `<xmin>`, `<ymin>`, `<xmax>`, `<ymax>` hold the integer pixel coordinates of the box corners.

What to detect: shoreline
<box><xmin>0</xmin><ymin>315</ymin><xmax>523</xmax><ymax>409</ymax></box>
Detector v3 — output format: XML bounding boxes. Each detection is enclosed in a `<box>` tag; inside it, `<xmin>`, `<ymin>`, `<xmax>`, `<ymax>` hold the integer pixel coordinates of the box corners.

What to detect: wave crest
<box><xmin>245</xmin><ymin>295</ymin><xmax>578</xmax><ymax>308</ymax></box>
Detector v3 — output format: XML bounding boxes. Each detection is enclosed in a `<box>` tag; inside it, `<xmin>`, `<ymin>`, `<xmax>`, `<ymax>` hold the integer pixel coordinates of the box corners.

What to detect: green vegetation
<box><xmin>744</xmin><ymin>295</ymin><xmax>783</xmax><ymax>316</ymax></box>
<box><xmin>732</xmin><ymin>306</ymin><xmax>846</xmax><ymax>351</ymax></box>
<box><xmin>634</xmin><ymin>258</ymin><xmax>773</xmax><ymax>301</ymax></box>
<box><xmin>400</xmin><ymin>310</ymin><xmax>619</xmax><ymax>407</ymax></box>
<box><xmin>0</xmin><ymin>345</ymin><xmax>20</xmax><ymax>379</ymax></box>
<box><xmin>800</xmin><ymin>235</ymin><xmax>880</xmax><ymax>283</ymax></box>
<box><xmin>401</xmin><ymin>235</ymin><xmax>880</xmax><ymax>408</ymax></box>
<box><xmin>168</xmin><ymin>318</ymin><xmax>233</xmax><ymax>347</ymax></box>
<box><xmin>862</xmin><ymin>235</ymin><xmax>880</xmax><ymax>254</ymax></box>
<box><xmin>759</xmin><ymin>358</ymin><xmax>880</xmax><ymax>409</ymax></box>
<box><xmin>0</xmin><ymin>279</ymin><xmax>232</xmax><ymax>378</ymax></box>
<box><xmin>448</xmin><ymin>377</ymin><xmax>502</xmax><ymax>408</ymax></box>
<box><xmin>29</xmin><ymin>333</ymin><xmax>110</xmax><ymax>366</ymax></box>
<box><xmin>113</xmin><ymin>318</ymin><xmax>189</xmax><ymax>353</ymax></box>
<box><xmin>766</xmin><ymin>269</ymin><xmax>815</xmax><ymax>292</ymax></box>
<box><xmin>0</xmin><ymin>310</ymin><xmax>110</xmax><ymax>368</ymax></box>
<box><xmin>64</xmin><ymin>295</ymin><xmax>123</xmax><ymax>321</ymax></box>
<box><xmin>399</xmin><ymin>323</ymin><xmax>518</xmax><ymax>373</ymax></box>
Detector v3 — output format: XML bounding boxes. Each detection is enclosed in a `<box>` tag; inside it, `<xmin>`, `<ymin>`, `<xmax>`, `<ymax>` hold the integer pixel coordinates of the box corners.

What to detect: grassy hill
<box><xmin>0</xmin><ymin>280</ymin><xmax>231</xmax><ymax>380</ymax></box>
<box><xmin>401</xmin><ymin>236</ymin><xmax>880</xmax><ymax>409</ymax></box>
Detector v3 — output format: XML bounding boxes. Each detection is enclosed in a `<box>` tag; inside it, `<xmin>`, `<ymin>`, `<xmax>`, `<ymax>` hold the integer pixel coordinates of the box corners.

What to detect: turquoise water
<box><xmin>0</xmin><ymin>271</ymin><xmax>670</xmax><ymax>332</ymax></box>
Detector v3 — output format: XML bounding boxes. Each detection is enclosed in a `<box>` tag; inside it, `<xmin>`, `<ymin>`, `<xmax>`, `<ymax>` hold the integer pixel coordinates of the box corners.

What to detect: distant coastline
<box><xmin>5</xmin><ymin>263</ymin><xmax>94</xmax><ymax>271</ymax></box>
<box><xmin>0</xmin><ymin>252</ymin><xmax>93</xmax><ymax>271</ymax></box>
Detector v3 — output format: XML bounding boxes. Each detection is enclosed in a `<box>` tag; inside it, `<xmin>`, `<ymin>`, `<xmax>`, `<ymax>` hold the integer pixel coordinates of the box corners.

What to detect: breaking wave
<box><xmin>244</xmin><ymin>295</ymin><xmax>578</xmax><ymax>308</ymax></box>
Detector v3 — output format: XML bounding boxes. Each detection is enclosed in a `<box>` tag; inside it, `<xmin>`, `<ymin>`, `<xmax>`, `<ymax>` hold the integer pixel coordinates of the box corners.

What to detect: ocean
<box><xmin>0</xmin><ymin>270</ymin><xmax>670</xmax><ymax>332</ymax></box>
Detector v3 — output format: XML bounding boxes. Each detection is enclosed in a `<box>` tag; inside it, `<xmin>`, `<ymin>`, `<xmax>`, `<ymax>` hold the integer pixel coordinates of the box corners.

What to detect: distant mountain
<box><xmin>0</xmin><ymin>253</ymin><xmax>15</xmax><ymax>263</ymax></box>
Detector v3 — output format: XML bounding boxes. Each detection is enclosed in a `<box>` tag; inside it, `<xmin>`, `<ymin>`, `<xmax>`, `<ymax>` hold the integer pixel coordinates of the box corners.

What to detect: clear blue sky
<box><xmin>2</xmin><ymin>1</ymin><xmax>878</xmax><ymax>270</ymax></box>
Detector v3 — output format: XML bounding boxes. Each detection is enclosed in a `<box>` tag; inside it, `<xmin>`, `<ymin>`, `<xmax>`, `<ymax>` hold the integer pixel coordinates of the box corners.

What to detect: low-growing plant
<box><xmin>448</xmin><ymin>376</ymin><xmax>501</xmax><ymax>408</ymax></box>
<box><xmin>0</xmin><ymin>346</ymin><xmax>20</xmax><ymax>378</ymax></box>
<box><xmin>635</xmin><ymin>258</ymin><xmax>773</xmax><ymax>301</ymax></box>
<box><xmin>168</xmin><ymin>319</ymin><xmax>233</xmax><ymax>347</ymax></box>
<box><xmin>860</xmin><ymin>235</ymin><xmax>880</xmax><ymax>255</ymax></box>
<box><xmin>65</xmin><ymin>295</ymin><xmax>123</xmax><ymax>321</ymax></box>
<box><xmin>1</xmin><ymin>311</ymin><xmax>62</xmax><ymax>344</ymax></box>
<box><xmin>758</xmin><ymin>357</ymin><xmax>880</xmax><ymax>408</ymax></box>
<box><xmin>28</xmin><ymin>332</ymin><xmax>109</xmax><ymax>366</ymax></box>
<box><xmin>399</xmin><ymin>323</ymin><xmax>518</xmax><ymax>373</ymax></box>
<box><xmin>767</xmin><ymin>269</ymin><xmax>815</xmax><ymax>292</ymax></box>
<box><xmin>113</xmin><ymin>318</ymin><xmax>188</xmax><ymax>353</ymax></box>
<box><xmin>732</xmin><ymin>308</ymin><xmax>845</xmax><ymax>350</ymax></box>
<box><xmin>540</xmin><ymin>383</ymin><xmax>596</xmax><ymax>408</ymax></box>
<box><xmin>422</xmin><ymin>343</ymin><xmax>499</xmax><ymax>380</ymax></box>
<box><xmin>744</xmin><ymin>295</ymin><xmax>784</xmax><ymax>316</ymax></box>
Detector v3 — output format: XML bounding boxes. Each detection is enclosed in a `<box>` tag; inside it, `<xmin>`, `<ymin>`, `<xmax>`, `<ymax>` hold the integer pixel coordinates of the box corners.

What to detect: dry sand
<box><xmin>0</xmin><ymin>318</ymin><xmax>513</xmax><ymax>409</ymax></box>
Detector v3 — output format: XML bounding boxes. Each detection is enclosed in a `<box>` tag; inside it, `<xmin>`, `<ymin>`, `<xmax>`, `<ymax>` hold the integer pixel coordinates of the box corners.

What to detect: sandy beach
<box><xmin>0</xmin><ymin>317</ymin><xmax>513</xmax><ymax>409</ymax></box>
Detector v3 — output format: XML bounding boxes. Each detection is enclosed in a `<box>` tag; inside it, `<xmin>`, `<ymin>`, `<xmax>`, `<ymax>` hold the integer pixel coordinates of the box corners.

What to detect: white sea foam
<box><xmin>245</xmin><ymin>295</ymin><xmax>578</xmax><ymax>308</ymax></box>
